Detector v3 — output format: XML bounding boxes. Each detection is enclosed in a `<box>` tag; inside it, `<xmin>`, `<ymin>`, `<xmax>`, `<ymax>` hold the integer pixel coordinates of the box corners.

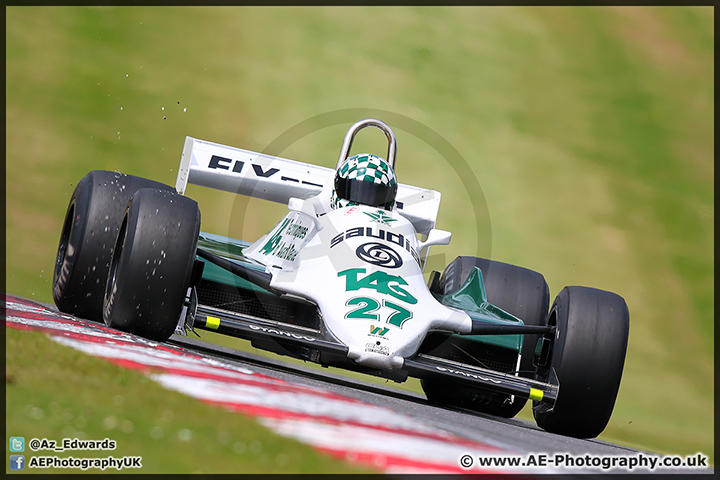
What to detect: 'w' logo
<box><xmin>370</xmin><ymin>325</ymin><xmax>389</xmax><ymax>336</ymax></box>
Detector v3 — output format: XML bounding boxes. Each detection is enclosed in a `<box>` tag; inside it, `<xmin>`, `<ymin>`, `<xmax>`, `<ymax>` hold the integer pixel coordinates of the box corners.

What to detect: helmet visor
<box><xmin>335</xmin><ymin>177</ymin><xmax>397</xmax><ymax>210</ymax></box>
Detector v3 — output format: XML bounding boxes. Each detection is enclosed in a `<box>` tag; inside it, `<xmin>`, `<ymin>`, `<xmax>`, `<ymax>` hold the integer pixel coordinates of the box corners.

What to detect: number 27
<box><xmin>345</xmin><ymin>296</ymin><xmax>413</xmax><ymax>328</ymax></box>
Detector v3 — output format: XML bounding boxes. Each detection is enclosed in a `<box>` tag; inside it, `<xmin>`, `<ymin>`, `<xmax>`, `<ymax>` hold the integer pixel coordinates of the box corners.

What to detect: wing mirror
<box><xmin>418</xmin><ymin>228</ymin><xmax>452</xmax><ymax>254</ymax></box>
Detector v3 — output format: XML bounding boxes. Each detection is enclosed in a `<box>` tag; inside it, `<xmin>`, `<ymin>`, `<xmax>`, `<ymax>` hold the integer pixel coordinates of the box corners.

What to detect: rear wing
<box><xmin>175</xmin><ymin>137</ymin><xmax>442</xmax><ymax>235</ymax></box>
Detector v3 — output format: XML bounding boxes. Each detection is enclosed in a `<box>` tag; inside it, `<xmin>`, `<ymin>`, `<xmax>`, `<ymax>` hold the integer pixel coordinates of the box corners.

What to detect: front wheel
<box><xmin>533</xmin><ymin>286</ymin><xmax>629</xmax><ymax>438</ymax></box>
<box><xmin>421</xmin><ymin>256</ymin><xmax>550</xmax><ymax>418</ymax></box>
<box><xmin>52</xmin><ymin>170</ymin><xmax>174</xmax><ymax>321</ymax></box>
<box><xmin>103</xmin><ymin>188</ymin><xmax>201</xmax><ymax>342</ymax></box>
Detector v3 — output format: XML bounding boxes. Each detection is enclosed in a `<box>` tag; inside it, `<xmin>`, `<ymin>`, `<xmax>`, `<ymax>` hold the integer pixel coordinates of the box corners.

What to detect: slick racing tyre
<box><xmin>533</xmin><ymin>286</ymin><xmax>629</xmax><ymax>438</ymax></box>
<box><xmin>422</xmin><ymin>256</ymin><xmax>550</xmax><ymax>418</ymax></box>
<box><xmin>52</xmin><ymin>171</ymin><xmax>175</xmax><ymax>321</ymax></box>
<box><xmin>103</xmin><ymin>188</ymin><xmax>201</xmax><ymax>342</ymax></box>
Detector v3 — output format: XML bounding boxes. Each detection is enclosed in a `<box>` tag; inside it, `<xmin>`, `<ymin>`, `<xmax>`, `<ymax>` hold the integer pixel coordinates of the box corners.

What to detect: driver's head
<box><xmin>330</xmin><ymin>153</ymin><xmax>398</xmax><ymax>211</ymax></box>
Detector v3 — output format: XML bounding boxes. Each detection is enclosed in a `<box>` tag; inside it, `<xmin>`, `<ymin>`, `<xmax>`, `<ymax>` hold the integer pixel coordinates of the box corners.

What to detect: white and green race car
<box><xmin>52</xmin><ymin>118</ymin><xmax>629</xmax><ymax>439</ymax></box>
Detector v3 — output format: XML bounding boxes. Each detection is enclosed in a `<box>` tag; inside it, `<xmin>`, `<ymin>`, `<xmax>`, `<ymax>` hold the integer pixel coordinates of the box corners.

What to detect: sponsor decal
<box><xmin>435</xmin><ymin>365</ymin><xmax>503</xmax><ymax>384</ymax></box>
<box><xmin>260</xmin><ymin>218</ymin><xmax>291</xmax><ymax>255</ymax></box>
<box><xmin>338</xmin><ymin>268</ymin><xmax>417</xmax><ymax>305</ymax></box>
<box><xmin>356</xmin><ymin>242</ymin><xmax>403</xmax><ymax>269</ymax></box>
<box><xmin>344</xmin><ymin>206</ymin><xmax>360</xmax><ymax>216</ymax></box>
<box><xmin>365</xmin><ymin>342</ymin><xmax>390</xmax><ymax>356</ymax></box>
<box><xmin>286</xmin><ymin>223</ymin><xmax>308</xmax><ymax>239</ymax></box>
<box><xmin>364</xmin><ymin>209</ymin><xmax>397</xmax><ymax>226</ymax></box>
<box><xmin>258</xmin><ymin>215</ymin><xmax>309</xmax><ymax>262</ymax></box>
<box><xmin>248</xmin><ymin>324</ymin><xmax>318</xmax><ymax>342</ymax></box>
<box><xmin>331</xmin><ymin>227</ymin><xmax>420</xmax><ymax>265</ymax></box>
<box><xmin>369</xmin><ymin>325</ymin><xmax>390</xmax><ymax>337</ymax></box>
<box><xmin>207</xmin><ymin>155</ymin><xmax>323</xmax><ymax>187</ymax></box>
<box><xmin>273</xmin><ymin>244</ymin><xmax>300</xmax><ymax>261</ymax></box>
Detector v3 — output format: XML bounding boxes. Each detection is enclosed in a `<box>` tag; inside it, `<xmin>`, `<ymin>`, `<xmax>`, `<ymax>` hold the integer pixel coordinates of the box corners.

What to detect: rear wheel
<box><xmin>52</xmin><ymin>171</ymin><xmax>174</xmax><ymax>321</ymax></box>
<box><xmin>103</xmin><ymin>188</ymin><xmax>201</xmax><ymax>342</ymax></box>
<box><xmin>422</xmin><ymin>256</ymin><xmax>549</xmax><ymax>418</ymax></box>
<box><xmin>533</xmin><ymin>286</ymin><xmax>629</xmax><ymax>438</ymax></box>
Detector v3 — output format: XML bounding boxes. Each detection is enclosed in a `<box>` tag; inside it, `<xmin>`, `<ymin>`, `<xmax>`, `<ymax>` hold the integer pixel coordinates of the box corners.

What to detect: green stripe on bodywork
<box><xmin>196</xmin><ymin>232</ymin><xmax>273</xmax><ymax>294</ymax></box>
<box><xmin>434</xmin><ymin>267</ymin><xmax>523</xmax><ymax>352</ymax></box>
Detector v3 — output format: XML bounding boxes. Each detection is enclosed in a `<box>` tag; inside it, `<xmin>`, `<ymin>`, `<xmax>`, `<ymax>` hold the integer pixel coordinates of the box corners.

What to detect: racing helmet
<box><xmin>330</xmin><ymin>153</ymin><xmax>398</xmax><ymax>211</ymax></box>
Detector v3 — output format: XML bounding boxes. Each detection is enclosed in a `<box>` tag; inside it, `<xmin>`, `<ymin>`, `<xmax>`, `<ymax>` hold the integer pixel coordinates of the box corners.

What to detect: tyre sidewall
<box><xmin>52</xmin><ymin>171</ymin><xmax>174</xmax><ymax>321</ymax></box>
<box><xmin>534</xmin><ymin>286</ymin><xmax>629</xmax><ymax>438</ymax></box>
<box><xmin>104</xmin><ymin>188</ymin><xmax>200</xmax><ymax>341</ymax></box>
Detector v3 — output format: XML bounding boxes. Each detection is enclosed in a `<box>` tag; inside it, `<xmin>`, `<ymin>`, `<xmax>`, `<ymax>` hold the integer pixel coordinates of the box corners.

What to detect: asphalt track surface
<box><xmin>169</xmin><ymin>336</ymin><xmax>711</xmax><ymax>475</ymax></box>
<box><xmin>6</xmin><ymin>295</ymin><xmax>712</xmax><ymax>474</ymax></box>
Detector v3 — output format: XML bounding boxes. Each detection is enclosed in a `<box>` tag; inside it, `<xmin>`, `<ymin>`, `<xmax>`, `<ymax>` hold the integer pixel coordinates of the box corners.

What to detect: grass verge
<box><xmin>5</xmin><ymin>327</ymin><xmax>373</xmax><ymax>474</ymax></box>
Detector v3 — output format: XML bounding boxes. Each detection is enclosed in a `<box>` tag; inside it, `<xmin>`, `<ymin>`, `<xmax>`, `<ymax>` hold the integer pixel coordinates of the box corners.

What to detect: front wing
<box><xmin>182</xmin><ymin>301</ymin><xmax>559</xmax><ymax>411</ymax></box>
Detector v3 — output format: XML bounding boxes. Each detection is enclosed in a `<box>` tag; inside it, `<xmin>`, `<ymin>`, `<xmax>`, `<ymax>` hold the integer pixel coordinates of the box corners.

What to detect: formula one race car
<box><xmin>52</xmin><ymin>118</ymin><xmax>629</xmax><ymax>438</ymax></box>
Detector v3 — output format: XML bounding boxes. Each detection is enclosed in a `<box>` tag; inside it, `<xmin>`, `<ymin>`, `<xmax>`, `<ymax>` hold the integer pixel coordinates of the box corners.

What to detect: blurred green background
<box><xmin>6</xmin><ymin>5</ymin><xmax>713</xmax><ymax>468</ymax></box>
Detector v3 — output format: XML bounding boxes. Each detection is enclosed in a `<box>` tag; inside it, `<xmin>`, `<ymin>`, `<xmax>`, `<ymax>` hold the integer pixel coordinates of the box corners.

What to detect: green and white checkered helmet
<box><xmin>331</xmin><ymin>153</ymin><xmax>398</xmax><ymax>211</ymax></box>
